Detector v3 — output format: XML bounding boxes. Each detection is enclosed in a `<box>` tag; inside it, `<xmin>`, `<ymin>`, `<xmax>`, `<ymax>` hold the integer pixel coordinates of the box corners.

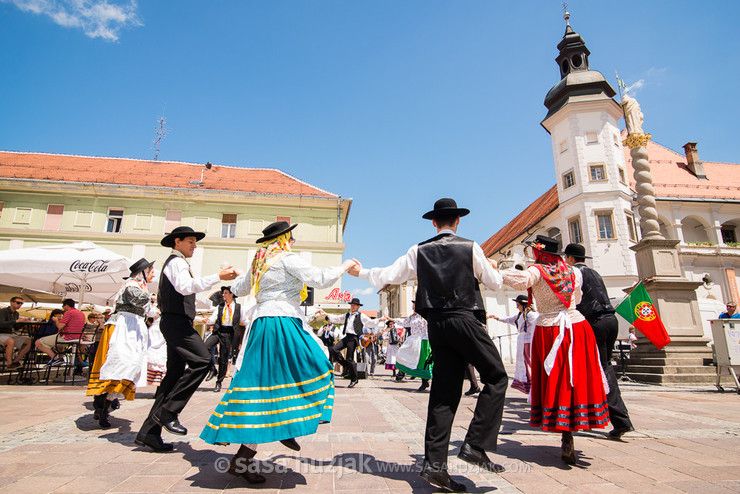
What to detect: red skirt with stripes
<box><xmin>529</xmin><ymin>319</ymin><xmax>609</xmax><ymax>432</ymax></box>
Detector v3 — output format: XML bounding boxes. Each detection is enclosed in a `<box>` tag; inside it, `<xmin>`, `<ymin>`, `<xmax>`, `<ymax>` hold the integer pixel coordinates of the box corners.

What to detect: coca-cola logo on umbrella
<box><xmin>69</xmin><ymin>260</ymin><xmax>110</xmax><ymax>273</ymax></box>
<box><xmin>64</xmin><ymin>283</ymin><xmax>93</xmax><ymax>293</ymax></box>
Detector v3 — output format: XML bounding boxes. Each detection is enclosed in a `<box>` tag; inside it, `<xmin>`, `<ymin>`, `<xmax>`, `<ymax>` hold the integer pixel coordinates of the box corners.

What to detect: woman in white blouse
<box><xmin>199</xmin><ymin>221</ymin><xmax>356</xmax><ymax>484</ymax></box>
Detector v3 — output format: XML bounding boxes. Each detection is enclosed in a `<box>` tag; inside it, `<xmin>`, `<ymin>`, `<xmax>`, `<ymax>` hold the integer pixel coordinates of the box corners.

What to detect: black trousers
<box><xmin>331</xmin><ymin>334</ymin><xmax>359</xmax><ymax>380</ymax></box>
<box><xmin>205</xmin><ymin>328</ymin><xmax>233</xmax><ymax>383</ymax></box>
<box><xmin>589</xmin><ymin>314</ymin><xmax>633</xmax><ymax>430</ymax></box>
<box><xmin>424</xmin><ymin>310</ymin><xmax>508</xmax><ymax>471</ymax></box>
<box><xmin>139</xmin><ymin>314</ymin><xmax>212</xmax><ymax>436</ymax></box>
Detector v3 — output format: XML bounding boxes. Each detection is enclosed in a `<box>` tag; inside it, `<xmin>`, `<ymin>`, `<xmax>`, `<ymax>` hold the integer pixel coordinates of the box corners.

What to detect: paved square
<box><xmin>1</xmin><ymin>366</ymin><xmax>739</xmax><ymax>493</ymax></box>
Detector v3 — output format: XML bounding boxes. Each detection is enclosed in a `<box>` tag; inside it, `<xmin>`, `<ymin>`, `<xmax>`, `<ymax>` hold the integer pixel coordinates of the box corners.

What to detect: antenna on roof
<box><xmin>152</xmin><ymin>107</ymin><xmax>169</xmax><ymax>161</ymax></box>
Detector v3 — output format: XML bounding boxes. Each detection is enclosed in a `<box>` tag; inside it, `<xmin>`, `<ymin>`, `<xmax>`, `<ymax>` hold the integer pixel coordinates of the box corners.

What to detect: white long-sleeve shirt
<box><xmin>162</xmin><ymin>250</ymin><xmax>220</xmax><ymax>296</ymax></box>
<box><xmin>358</xmin><ymin>229</ymin><xmax>503</xmax><ymax>292</ymax></box>
<box><xmin>207</xmin><ymin>301</ymin><xmax>250</xmax><ymax>328</ymax></box>
<box><xmin>326</xmin><ymin>310</ymin><xmax>382</xmax><ymax>336</ymax></box>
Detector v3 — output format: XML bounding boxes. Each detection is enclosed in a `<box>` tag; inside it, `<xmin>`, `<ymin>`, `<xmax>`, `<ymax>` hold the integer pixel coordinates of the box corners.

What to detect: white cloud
<box><xmin>625</xmin><ymin>79</ymin><xmax>644</xmax><ymax>93</ymax></box>
<box><xmin>353</xmin><ymin>287</ymin><xmax>375</xmax><ymax>296</ymax></box>
<box><xmin>4</xmin><ymin>0</ymin><xmax>142</xmax><ymax>41</ymax></box>
<box><xmin>624</xmin><ymin>67</ymin><xmax>667</xmax><ymax>95</ymax></box>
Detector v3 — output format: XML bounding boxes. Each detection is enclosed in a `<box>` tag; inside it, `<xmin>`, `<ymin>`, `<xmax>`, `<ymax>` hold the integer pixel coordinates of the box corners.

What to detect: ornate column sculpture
<box><xmin>619</xmin><ymin>93</ymin><xmax>712</xmax><ymax>385</ymax></box>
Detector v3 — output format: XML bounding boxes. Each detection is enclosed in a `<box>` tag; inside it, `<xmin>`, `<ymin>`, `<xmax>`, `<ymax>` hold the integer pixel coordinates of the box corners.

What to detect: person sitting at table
<box><xmin>35</xmin><ymin>298</ymin><xmax>86</xmax><ymax>366</ymax></box>
<box><xmin>36</xmin><ymin>309</ymin><xmax>64</xmax><ymax>340</ymax></box>
<box><xmin>0</xmin><ymin>296</ymin><xmax>33</xmax><ymax>371</ymax></box>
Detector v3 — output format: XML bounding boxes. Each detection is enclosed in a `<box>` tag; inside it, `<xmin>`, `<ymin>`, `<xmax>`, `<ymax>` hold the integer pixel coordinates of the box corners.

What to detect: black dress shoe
<box><xmin>415</xmin><ymin>381</ymin><xmax>429</xmax><ymax>392</ymax></box>
<box><xmin>228</xmin><ymin>457</ymin><xmax>266</xmax><ymax>484</ymax></box>
<box><xmin>280</xmin><ymin>438</ymin><xmax>301</xmax><ymax>451</ymax></box>
<box><xmin>348</xmin><ymin>379</ymin><xmax>359</xmax><ymax>388</ymax></box>
<box><xmin>135</xmin><ymin>433</ymin><xmax>174</xmax><ymax>452</ymax></box>
<box><xmin>152</xmin><ymin>412</ymin><xmax>188</xmax><ymax>436</ymax></box>
<box><xmin>607</xmin><ymin>426</ymin><xmax>634</xmax><ymax>440</ymax></box>
<box><xmin>205</xmin><ymin>366</ymin><xmax>217</xmax><ymax>382</ymax></box>
<box><xmin>419</xmin><ymin>467</ymin><xmax>466</xmax><ymax>492</ymax></box>
<box><xmin>214</xmin><ymin>381</ymin><xmax>222</xmax><ymax>393</ymax></box>
<box><xmin>464</xmin><ymin>387</ymin><xmax>481</xmax><ymax>396</ymax></box>
<box><xmin>457</xmin><ymin>441</ymin><xmax>505</xmax><ymax>473</ymax></box>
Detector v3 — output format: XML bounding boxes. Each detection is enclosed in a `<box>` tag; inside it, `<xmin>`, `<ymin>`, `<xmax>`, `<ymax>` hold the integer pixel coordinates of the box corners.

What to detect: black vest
<box><xmin>575</xmin><ymin>263</ymin><xmax>615</xmax><ymax>322</ymax></box>
<box><xmin>158</xmin><ymin>254</ymin><xmax>196</xmax><ymax>320</ymax></box>
<box><xmin>343</xmin><ymin>312</ymin><xmax>364</xmax><ymax>336</ymax></box>
<box><xmin>214</xmin><ymin>302</ymin><xmax>241</xmax><ymax>333</ymax></box>
<box><xmin>414</xmin><ymin>234</ymin><xmax>486</xmax><ymax>322</ymax></box>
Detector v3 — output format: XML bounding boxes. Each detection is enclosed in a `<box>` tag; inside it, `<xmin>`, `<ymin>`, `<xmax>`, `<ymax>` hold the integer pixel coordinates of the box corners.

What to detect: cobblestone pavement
<box><xmin>0</xmin><ymin>365</ymin><xmax>739</xmax><ymax>493</ymax></box>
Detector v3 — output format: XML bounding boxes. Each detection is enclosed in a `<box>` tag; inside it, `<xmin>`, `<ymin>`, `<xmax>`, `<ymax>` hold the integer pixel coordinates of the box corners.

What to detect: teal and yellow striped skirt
<box><xmin>200</xmin><ymin>316</ymin><xmax>334</xmax><ymax>445</ymax></box>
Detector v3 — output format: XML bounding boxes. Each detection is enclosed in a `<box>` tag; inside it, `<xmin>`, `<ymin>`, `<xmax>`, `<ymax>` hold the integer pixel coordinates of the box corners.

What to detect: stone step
<box><xmin>626</xmin><ymin>372</ymin><xmax>718</xmax><ymax>385</ymax></box>
<box><xmin>626</xmin><ymin>365</ymin><xmax>716</xmax><ymax>375</ymax></box>
<box><xmin>627</xmin><ymin>357</ymin><xmax>709</xmax><ymax>366</ymax></box>
<box><xmin>630</xmin><ymin>351</ymin><xmax>713</xmax><ymax>359</ymax></box>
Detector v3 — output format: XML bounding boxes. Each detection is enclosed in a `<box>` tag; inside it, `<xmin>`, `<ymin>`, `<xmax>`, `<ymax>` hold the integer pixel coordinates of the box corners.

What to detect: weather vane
<box><xmin>563</xmin><ymin>3</ymin><xmax>570</xmax><ymax>25</ymax></box>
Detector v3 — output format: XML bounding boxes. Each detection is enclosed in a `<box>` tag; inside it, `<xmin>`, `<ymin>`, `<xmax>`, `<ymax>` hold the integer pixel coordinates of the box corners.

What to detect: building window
<box><xmin>626</xmin><ymin>212</ymin><xmax>638</xmax><ymax>242</ymax></box>
<box><xmin>547</xmin><ymin>227</ymin><xmax>562</xmax><ymax>251</ymax></box>
<box><xmin>134</xmin><ymin>213</ymin><xmax>153</xmax><ymax>231</ymax></box>
<box><xmin>618</xmin><ymin>167</ymin><xmax>627</xmax><ymax>185</ymax></box>
<box><xmin>106</xmin><ymin>209</ymin><xmax>124</xmax><ymax>233</ymax></box>
<box><xmin>43</xmin><ymin>205</ymin><xmax>64</xmax><ymax>231</ymax></box>
<box><xmin>222</xmin><ymin>213</ymin><xmax>237</xmax><ymax>238</ymax></box>
<box><xmin>12</xmin><ymin>207</ymin><xmax>32</xmax><ymax>225</ymax></box>
<box><xmin>74</xmin><ymin>210</ymin><xmax>93</xmax><ymax>227</ymax></box>
<box><xmin>586</xmin><ymin>132</ymin><xmax>599</xmax><ymax>144</ymax></box>
<box><xmin>563</xmin><ymin>171</ymin><xmax>576</xmax><ymax>189</ymax></box>
<box><xmin>164</xmin><ymin>210</ymin><xmax>182</xmax><ymax>233</ymax></box>
<box><xmin>589</xmin><ymin>164</ymin><xmax>607</xmax><ymax>181</ymax></box>
<box><xmin>568</xmin><ymin>217</ymin><xmax>583</xmax><ymax>244</ymax></box>
<box><xmin>722</xmin><ymin>226</ymin><xmax>737</xmax><ymax>244</ymax></box>
<box><xmin>596</xmin><ymin>212</ymin><xmax>616</xmax><ymax>240</ymax></box>
<box><xmin>559</xmin><ymin>140</ymin><xmax>568</xmax><ymax>154</ymax></box>
<box><xmin>276</xmin><ymin>215</ymin><xmax>291</xmax><ymax>223</ymax></box>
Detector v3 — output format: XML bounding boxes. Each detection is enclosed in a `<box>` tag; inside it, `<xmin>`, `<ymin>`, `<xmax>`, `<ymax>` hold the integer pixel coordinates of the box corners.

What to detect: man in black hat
<box><xmin>318</xmin><ymin>297</ymin><xmax>381</xmax><ymax>388</ymax></box>
<box><xmin>135</xmin><ymin>226</ymin><xmax>237</xmax><ymax>452</ymax></box>
<box><xmin>563</xmin><ymin>243</ymin><xmax>634</xmax><ymax>440</ymax></box>
<box><xmin>204</xmin><ymin>286</ymin><xmax>246</xmax><ymax>392</ymax></box>
<box><xmin>351</xmin><ymin>198</ymin><xmax>508</xmax><ymax>492</ymax></box>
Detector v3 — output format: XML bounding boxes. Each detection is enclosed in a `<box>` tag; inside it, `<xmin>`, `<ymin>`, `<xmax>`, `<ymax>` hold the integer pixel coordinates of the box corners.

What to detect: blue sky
<box><xmin>2</xmin><ymin>1</ymin><xmax>739</xmax><ymax>309</ymax></box>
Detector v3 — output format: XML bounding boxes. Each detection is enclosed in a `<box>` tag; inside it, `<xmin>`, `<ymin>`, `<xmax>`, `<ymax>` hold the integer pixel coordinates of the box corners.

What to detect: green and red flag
<box><xmin>615</xmin><ymin>281</ymin><xmax>671</xmax><ymax>350</ymax></box>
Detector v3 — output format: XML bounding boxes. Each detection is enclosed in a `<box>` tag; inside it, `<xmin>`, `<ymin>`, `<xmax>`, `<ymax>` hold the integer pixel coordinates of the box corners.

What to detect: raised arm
<box><xmin>472</xmin><ymin>243</ymin><xmax>503</xmax><ymax>291</ymax></box>
<box><xmin>358</xmin><ymin>246</ymin><xmax>418</xmax><ymax>289</ymax></box>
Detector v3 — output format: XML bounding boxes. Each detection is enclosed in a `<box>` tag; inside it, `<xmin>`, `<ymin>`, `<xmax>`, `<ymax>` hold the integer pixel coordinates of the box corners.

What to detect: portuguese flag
<box><xmin>615</xmin><ymin>281</ymin><xmax>671</xmax><ymax>350</ymax></box>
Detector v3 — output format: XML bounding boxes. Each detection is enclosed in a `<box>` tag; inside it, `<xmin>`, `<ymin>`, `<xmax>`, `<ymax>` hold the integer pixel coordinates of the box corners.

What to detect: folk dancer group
<box><xmin>78</xmin><ymin>198</ymin><xmax>633</xmax><ymax>492</ymax></box>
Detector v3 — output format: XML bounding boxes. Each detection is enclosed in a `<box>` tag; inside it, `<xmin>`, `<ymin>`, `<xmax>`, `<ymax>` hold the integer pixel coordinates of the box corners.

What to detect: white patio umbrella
<box><xmin>0</xmin><ymin>241</ymin><xmax>132</xmax><ymax>306</ymax></box>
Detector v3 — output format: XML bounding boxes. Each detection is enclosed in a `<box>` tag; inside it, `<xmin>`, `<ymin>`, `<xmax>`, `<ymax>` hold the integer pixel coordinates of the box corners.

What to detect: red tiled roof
<box><xmin>360</xmin><ymin>310</ymin><xmax>378</xmax><ymax>318</ymax></box>
<box><xmin>0</xmin><ymin>151</ymin><xmax>338</xmax><ymax>198</ymax></box>
<box><xmin>480</xmin><ymin>185</ymin><xmax>559</xmax><ymax>257</ymax></box>
<box><xmin>621</xmin><ymin>132</ymin><xmax>740</xmax><ymax>201</ymax></box>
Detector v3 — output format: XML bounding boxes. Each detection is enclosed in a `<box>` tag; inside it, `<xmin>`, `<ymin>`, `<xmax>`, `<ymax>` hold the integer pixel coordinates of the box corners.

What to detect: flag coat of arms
<box><xmin>615</xmin><ymin>281</ymin><xmax>671</xmax><ymax>350</ymax></box>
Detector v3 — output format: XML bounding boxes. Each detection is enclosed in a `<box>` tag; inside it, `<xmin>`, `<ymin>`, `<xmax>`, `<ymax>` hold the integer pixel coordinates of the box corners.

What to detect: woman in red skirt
<box><xmin>500</xmin><ymin>235</ymin><xmax>608</xmax><ymax>464</ymax></box>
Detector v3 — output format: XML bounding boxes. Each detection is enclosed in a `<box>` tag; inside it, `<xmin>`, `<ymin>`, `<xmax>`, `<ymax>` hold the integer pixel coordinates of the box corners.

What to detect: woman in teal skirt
<box><xmin>200</xmin><ymin>221</ymin><xmax>356</xmax><ymax>484</ymax></box>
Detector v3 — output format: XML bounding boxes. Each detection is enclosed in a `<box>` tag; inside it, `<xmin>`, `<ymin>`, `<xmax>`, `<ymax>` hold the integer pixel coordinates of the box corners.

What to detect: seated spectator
<box><xmin>35</xmin><ymin>298</ymin><xmax>86</xmax><ymax>366</ymax></box>
<box><xmin>0</xmin><ymin>296</ymin><xmax>33</xmax><ymax>370</ymax></box>
<box><xmin>36</xmin><ymin>309</ymin><xmax>64</xmax><ymax>339</ymax></box>
<box><xmin>719</xmin><ymin>301</ymin><xmax>739</xmax><ymax>319</ymax></box>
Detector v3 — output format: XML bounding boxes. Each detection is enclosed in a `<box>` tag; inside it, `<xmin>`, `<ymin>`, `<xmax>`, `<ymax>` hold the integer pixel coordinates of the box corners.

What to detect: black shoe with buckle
<box><xmin>135</xmin><ymin>433</ymin><xmax>174</xmax><ymax>452</ymax></box>
<box><xmin>457</xmin><ymin>441</ymin><xmax>505</xmax><ymax>473</ymax></box>
<box><xmin>419</xmin><ymin>465</ymin><xmax>466</xmax><ymax>492</ymax></box>
<box><xmin>153</xmin><ymin>412</ymin><xmax>188</xmax><ymax>436</ymax></box>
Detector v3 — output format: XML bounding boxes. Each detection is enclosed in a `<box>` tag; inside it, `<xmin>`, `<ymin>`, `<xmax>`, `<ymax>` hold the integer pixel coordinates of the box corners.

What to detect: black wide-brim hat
<box><xmin>422</xmin><ymin>198</ymin><xmax>470</xmax><ymax>220</ymax></box>
<box><xmin>256</xmin><ymin>221</ymin><xmax>298</xmax><ymax>243</ymax></box>
<box><xmin>525</xmin><ymin>235</ymin><xmax>562</xmax><ymax>255</ymax></box>
<box><xmin>349</xmin><ymin>297</ymin><xmax>363</xmax><ymax>306</ymax></box>
<box><xmin>125</xmin><ymin>258</ymin><xmax>155</xmax><ymax>279</ymax></box>
<box><xmin>562</xmin><ymin>243</ymin><xmax>592</xmax><ymax>259</ymax></box>
<box><xmin>512</xmin><ymin>294</ymin><xmax>529</xmax><ymax>306</ymax></box>
<box><xmin>161</xmin><ymin>226</ymin><xmax>206</xmax><ymax>248</ymax></box>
